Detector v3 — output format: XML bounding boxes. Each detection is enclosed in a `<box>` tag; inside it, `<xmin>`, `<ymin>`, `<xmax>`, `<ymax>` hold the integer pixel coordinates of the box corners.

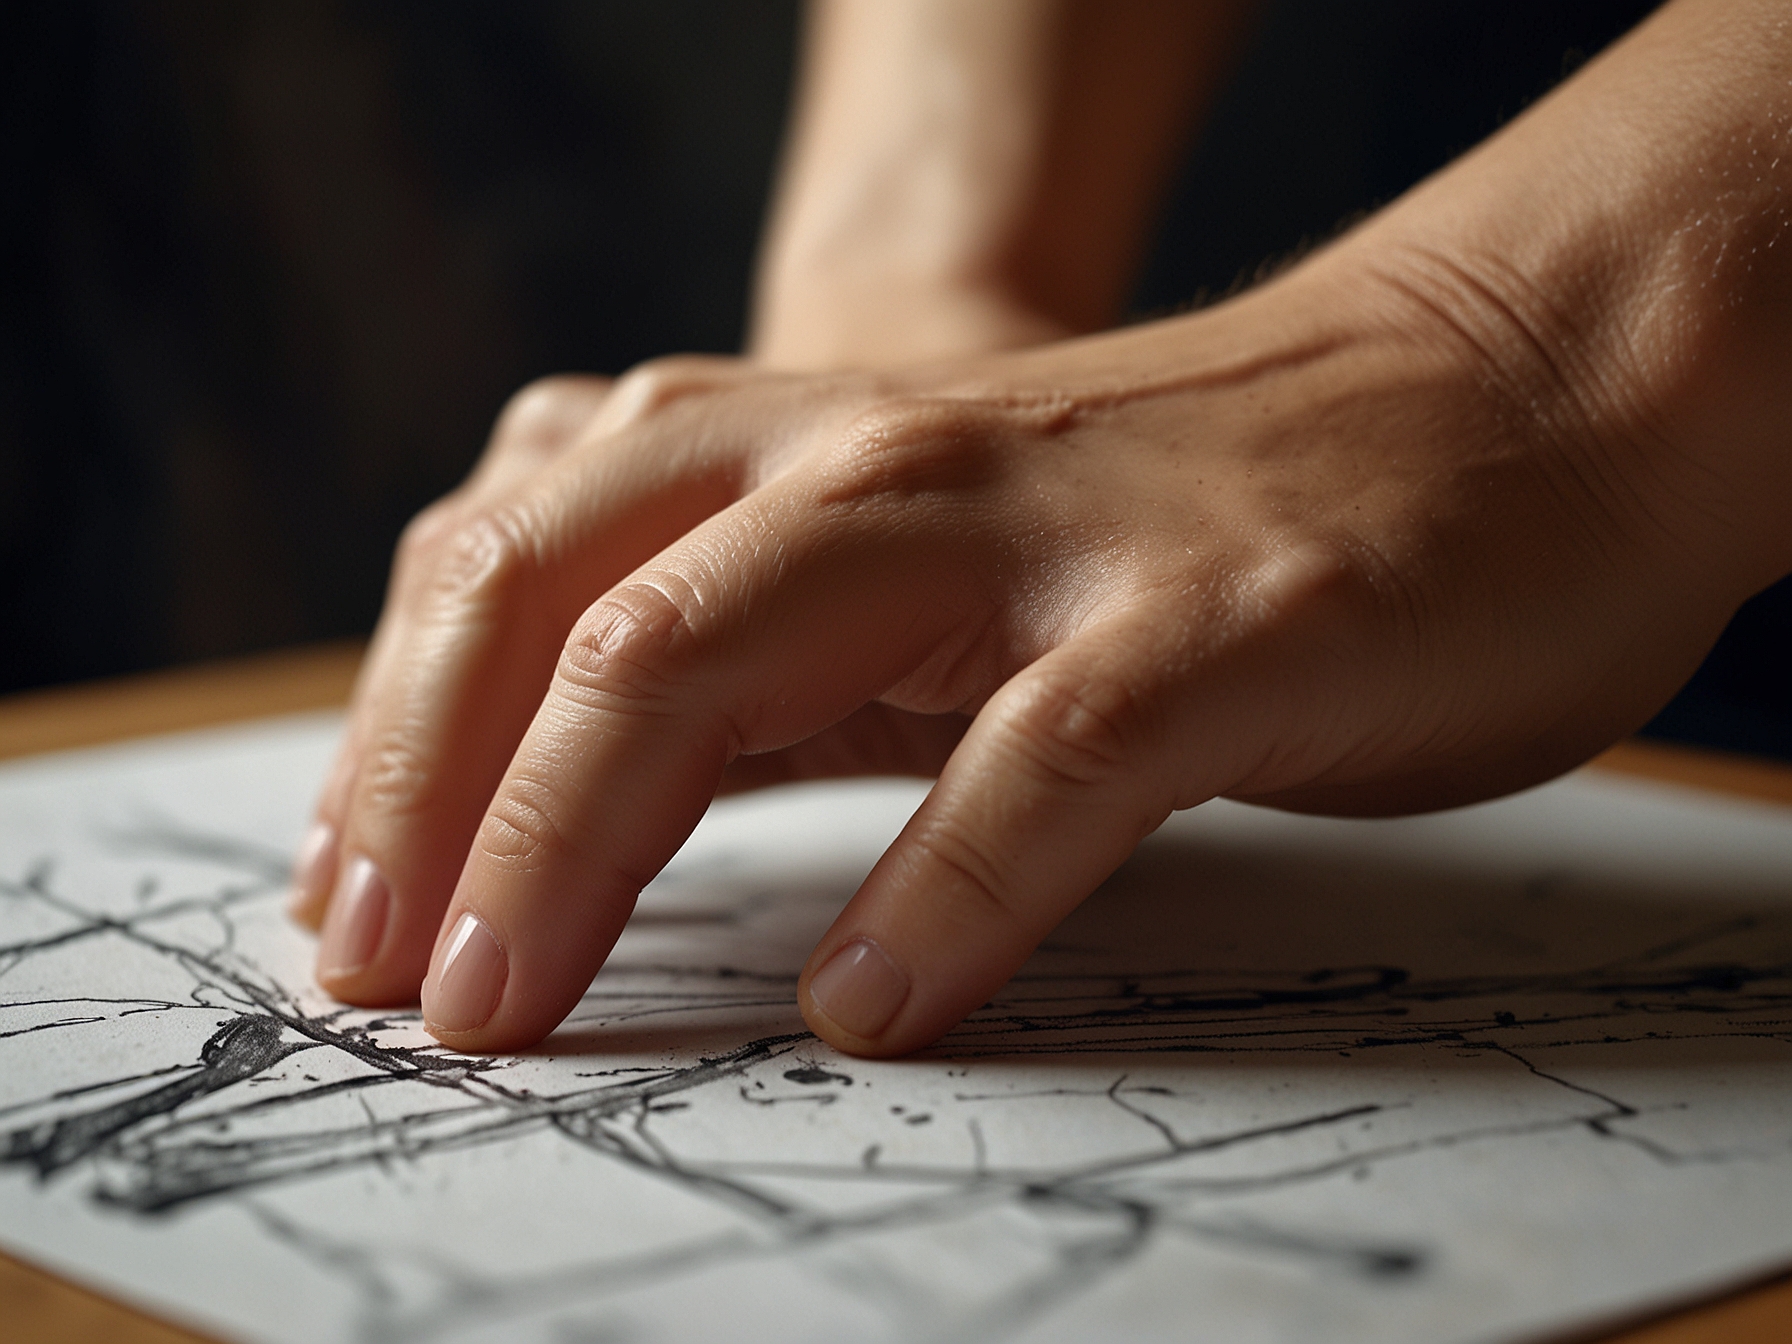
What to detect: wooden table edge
<box><xmin>1</xmin><ymin>642</ymin><xmax>1789</xmax><ymax>1344</ymax></box>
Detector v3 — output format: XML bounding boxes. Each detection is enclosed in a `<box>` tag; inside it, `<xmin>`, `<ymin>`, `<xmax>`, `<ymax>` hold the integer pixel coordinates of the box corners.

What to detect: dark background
<box><xmin>4</xmin><ymin>0</ymin><xmax>1787</xmax><ymax>758</ymax></box>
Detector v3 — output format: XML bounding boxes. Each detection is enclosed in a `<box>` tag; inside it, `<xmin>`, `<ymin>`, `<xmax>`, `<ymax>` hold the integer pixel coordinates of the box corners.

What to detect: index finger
<box><xmin>418</xmin><ymin>465</ymin><xmax>987</xmax><ymax>1050</ymax></box>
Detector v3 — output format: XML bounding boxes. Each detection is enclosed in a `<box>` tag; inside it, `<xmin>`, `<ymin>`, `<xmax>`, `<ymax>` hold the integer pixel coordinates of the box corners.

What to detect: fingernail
<box><xmin>288</xmin><ymin>820</ymin><xmax>337</xmax><ymax>915</ymax></box>
<box><xmin>426</xmin><ymin>912</ymin><xmax>507</xmax><ymax>1035</ymax></box>
<box><xmin>317</xmin><ymin>856</ymin><xmax>390</xmax><ymax>979</ymax></box>
<box><xmin>807</xmin><ymin>938</ymin><xmax>909</xmax><ymax>1041</ymax></box>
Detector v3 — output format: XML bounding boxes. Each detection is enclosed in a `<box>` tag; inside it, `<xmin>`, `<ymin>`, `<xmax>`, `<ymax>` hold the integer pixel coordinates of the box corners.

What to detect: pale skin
<box><xmin>289</xmin><ymin>0</ymin><xmax>1792</xmax><ymax>1058</ymax></box>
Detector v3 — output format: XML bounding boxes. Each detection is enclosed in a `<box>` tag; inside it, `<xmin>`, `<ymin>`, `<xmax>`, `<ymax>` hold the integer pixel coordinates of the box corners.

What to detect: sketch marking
<box><xmin>4</xmin><ymin>728</ymin><xmax>1792</xmax><ymax>1344</ymax></box>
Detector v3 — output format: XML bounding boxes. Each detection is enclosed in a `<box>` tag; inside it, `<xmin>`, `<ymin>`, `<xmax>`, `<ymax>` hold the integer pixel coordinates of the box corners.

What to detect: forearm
<box><xmin>750</xmin><ymin>0</ymin><xmax>1256</xmax><ymax>369</ymax></box>
<box><xmin>1337</xmin><ymin>0</ymin><xmax>1792</xmax><ymax>594</ymax></box>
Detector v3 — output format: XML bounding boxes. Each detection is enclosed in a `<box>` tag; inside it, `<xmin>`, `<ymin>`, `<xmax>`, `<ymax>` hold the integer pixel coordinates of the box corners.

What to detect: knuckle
<box><xmin>353</xmin><ymin>727</ymin><xmax>440</xmax><ymax>823</ymax></box>
<box><xmin>1242</xmin><ymin>537</ymin><xmax>1412</xmax><ymax>663</ymax></box>
<box><xmin>416</xmin><ymin>507</ymin><xmax>542</xmax><ymax>622</ymax></box>
<box><xmin>493</xmin><ymin>375</ymin><xmax>605</xmax><ymax>447</ymax></box>
<box><xmin>476</xmin><ymin>775</ymin><xmax>572</xmax><ymax>872</ymax></box>
<box><xmin>392</xmin><ymin>497</ymin><xmax>463</xmax><ymax>578</ymax></box>
<box><xmin>555</xmin><ymin>581</ymin><xmax>699</xmax><ymax>716</ymax></box>
<box><xmin>1001</xmin><ymin>668</ymin><xmax>1140</xmax><ymax>790</ymax></box>
<box><xmin>908</xmin><ymin>821</ymin><xmax>1028</xmax><ymax>935</ymax></box>
<box><xmin>604</xmin><ymin>355</ymin><xmax>737</xmax><ymax>429</ymax></box>
<box><xmin>817</xmin><ymin>398</ymin><xmax>1005</xmax><ymax>505</ymax></box>
<box><xmin>1243</xmin><ymin>539</ymin><xmax>1363</xmax><ymax>623</ymax></box>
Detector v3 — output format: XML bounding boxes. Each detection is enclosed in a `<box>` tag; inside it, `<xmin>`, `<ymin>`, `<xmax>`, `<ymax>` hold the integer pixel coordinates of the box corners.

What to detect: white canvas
<box><xmin>2</xmin><ymin>713</ymin><xmax>1791</xmax><ymax>1344</ymax></box>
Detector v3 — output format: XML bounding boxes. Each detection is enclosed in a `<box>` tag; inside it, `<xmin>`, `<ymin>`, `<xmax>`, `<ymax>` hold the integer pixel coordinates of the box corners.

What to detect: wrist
<box><xmin>749</xmin><ymin>270</ymin><xmax>1072</xmax><ymax>370</ymax></box>
<box><xmin>1338</xmin><ymin>0</ymin><xmax>1792</xmax><ymax>598</ymax></box>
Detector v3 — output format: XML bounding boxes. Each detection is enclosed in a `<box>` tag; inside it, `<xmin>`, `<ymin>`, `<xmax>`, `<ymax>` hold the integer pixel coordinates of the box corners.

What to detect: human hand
<box><xmin>292</xmin><ymin>0</ymin><xmax>1792</xmax><ymax>1058</ymax></box>
<box><xmin>287</xmin><ymin>228</ymin><xmax>1764</xmax><ymax>1057</ymax></box>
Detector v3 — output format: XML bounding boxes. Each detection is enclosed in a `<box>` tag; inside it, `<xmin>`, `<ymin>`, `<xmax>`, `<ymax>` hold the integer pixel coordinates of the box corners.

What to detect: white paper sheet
<box><xmin>2</xmin><ymin>714</ymin><xmax>1792</xmax><ymax>1344</ymax></box>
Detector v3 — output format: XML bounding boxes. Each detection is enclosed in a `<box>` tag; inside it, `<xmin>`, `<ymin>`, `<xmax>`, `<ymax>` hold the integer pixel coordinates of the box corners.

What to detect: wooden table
<box><xmin>0</xmin><ymin>642</ymin><xmax>1788</xmax><ymax>1344</ymax></box>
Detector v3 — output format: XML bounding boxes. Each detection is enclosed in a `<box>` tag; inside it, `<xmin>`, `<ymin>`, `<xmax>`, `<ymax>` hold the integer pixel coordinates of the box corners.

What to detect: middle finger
<box><xmin>312</xmin><ymin>365</ymin><xmax>771</xmax><ymax>1006</ymax></box>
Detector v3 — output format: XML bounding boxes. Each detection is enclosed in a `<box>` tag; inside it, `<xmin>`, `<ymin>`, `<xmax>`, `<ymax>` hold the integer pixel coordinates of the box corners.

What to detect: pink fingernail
<box><xmin>288</xmin><ymin>820</ymin><xmax>338</xmax><ymax>915</ymax></box>
<box><xmin>807</xmin><ymin>938</ymin><xmax>909</xmax><ymax>1040</ymax></box>
<box><xmin>426</xmin><ymin>912</ymin><xmax>507</xmax><ymax>1034</ymax></box>
<box><xmin>317</xmin><ymin>856</ymin><xmax>390</xmax><ymax>979</ymax></box>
